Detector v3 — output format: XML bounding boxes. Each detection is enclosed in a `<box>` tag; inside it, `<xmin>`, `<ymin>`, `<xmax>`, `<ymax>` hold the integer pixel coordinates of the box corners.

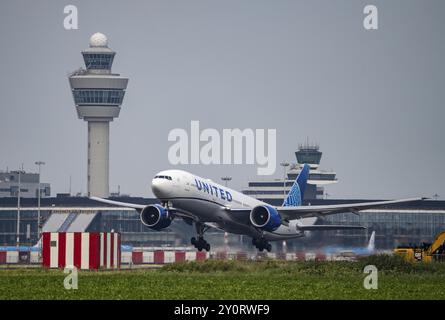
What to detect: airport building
<box><xmin>242</xmin><ymin>142</ymin><xmax>337</xmax><ymax>201</ymax></box>
<box><xmin>0</xmin><ymin>171</ymin><xmax>50</xmax><ymax>198</ymax></box>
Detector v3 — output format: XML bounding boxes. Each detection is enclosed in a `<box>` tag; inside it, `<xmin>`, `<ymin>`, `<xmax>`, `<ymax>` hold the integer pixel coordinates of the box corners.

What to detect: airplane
<box><xmin>91</xmin><ymin>164</ymin><xmax>425</xmax><ymax>252</ymax></box>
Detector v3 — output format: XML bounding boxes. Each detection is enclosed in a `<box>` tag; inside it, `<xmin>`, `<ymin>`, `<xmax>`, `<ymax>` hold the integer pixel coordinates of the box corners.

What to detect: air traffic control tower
<box><xmin>68</xmin><ymin>33</ymin><xmax>129</xmax><ymax>197</ymax></box>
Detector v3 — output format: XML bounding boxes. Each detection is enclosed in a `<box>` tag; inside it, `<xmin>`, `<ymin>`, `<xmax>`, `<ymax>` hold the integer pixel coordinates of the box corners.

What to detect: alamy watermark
<box><xmin>63</xmin><ymin>5</ymin><xmax>78</xmax><ymax>30</ymax></box>
<box><xmin>64</xmin><ymin>266</ymin><xmax>78</xmax><ymax>290</ymax></box>
<box><xmin>63</xmin><ymin>4</ymin><xmax>378</xmax><ymax>31</ymax></box>
<box><xmin>363</xmin><ymin>265</ymin><xmax>378</xmax><ymax>290</ymax></box>
<box><xmin>363</xmin><ymin>5</ymin><xmax>378</xmax><ymax>30</ymax></box>
<box><xmin>168</xmin><ymin>121</ymin><xmax>277</xmax><ymax>175</ymax></box>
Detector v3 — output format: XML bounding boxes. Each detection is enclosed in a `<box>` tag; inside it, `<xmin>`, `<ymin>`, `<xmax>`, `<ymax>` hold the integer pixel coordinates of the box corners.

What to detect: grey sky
<box><xmin>0</xmin><ymin>0</ymin><xmax>444</xmax><ymax>199</ymax></box>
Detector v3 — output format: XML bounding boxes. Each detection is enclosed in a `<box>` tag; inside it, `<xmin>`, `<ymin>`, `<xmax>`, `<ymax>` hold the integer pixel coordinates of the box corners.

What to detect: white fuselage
<box><xmin>151</xmin><ymin>169</ymin><xmax>311</xmax><ymax>240</ymax></box>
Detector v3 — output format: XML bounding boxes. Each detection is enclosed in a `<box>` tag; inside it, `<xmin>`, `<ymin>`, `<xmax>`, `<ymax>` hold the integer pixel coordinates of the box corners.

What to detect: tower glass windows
<box><xmin>83</xmin><ymin>53</ymin><xmax>115</xmax><ymax>70</ymax></box>
<box><xmin>295</xmin><ymin>150</ymin><xmax>322</xmax><ymax>165</ymax></box>
<box><xmin>73</xmin><ymin>89</ymin><xmax>125</xmax><ymax>105</ymax></box>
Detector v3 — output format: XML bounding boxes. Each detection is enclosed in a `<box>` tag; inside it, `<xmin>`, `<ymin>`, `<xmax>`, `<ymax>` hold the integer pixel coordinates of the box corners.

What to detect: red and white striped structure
<box><xmin>121</xmin><ymin>250</ymin><xmax>209</xmax><ymax>264</ymax></box>
<box><xmin>42</xmin><ymin>232</ymin><xmax>120</xmax><ymax>270</ymax></box>
<box><xmin>119</xmin><ymin>250</ymin><xmax>337</xmax><ymax>264</ymax></box>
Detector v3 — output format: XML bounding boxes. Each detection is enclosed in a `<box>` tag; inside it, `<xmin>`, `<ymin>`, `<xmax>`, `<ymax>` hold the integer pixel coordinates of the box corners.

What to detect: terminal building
<box><xmin>0</xmin><ymin>171</ymin><xmax>50</xmax><ymax>198</ymax></box>
<box><xmin>242</xmin><ymin>142</ymin><xmax>337</xmax><ymax>202</ymax></box>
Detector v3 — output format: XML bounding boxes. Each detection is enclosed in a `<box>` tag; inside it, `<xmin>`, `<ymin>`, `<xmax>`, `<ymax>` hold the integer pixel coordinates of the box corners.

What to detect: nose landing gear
<box><xmin>252</xmin><ymin>238</ymin><xmax>272</xmax><ymax>252</ymax></box>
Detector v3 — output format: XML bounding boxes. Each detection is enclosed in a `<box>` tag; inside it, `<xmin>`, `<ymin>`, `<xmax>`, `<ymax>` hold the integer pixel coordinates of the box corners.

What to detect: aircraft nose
<box><xmin>151</xmin><ymin>177</ymin><xmax>170</xmax><ymax>198</ymax></box>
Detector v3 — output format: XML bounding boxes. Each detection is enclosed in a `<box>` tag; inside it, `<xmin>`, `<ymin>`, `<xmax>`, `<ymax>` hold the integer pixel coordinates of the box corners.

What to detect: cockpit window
<box><xmin>154</xmin><ymin>175</ymin><xmax>172</xmax><ymax>180</ymax></box>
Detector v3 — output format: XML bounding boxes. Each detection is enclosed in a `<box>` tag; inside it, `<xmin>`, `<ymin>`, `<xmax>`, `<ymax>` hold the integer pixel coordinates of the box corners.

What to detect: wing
<box><xmin>90</xmin><ymin>196</ymin><xmax>200</xmax><ymax>221</ymax></box>
<box><xmin>294</xmin><ymin>222</ymin><xmax>366</xmax><ymax>231</ymax></box>
<box><xmin>275</xmin><ymin>197</ymin><xmax>426</xmax><ymax>220</ymax></box>
<box><xmin>90</xmin><ymin>196</ymin><xmax>146</xmax><ymax>210</ymax></box>
<box><xmin>227</xmin><ymin>197</ymin><xmax>426</xmax><ymax>222</ymax></box>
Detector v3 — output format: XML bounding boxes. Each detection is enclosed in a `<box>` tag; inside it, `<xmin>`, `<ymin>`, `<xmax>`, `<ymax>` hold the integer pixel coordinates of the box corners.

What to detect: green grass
<box><xmin>1</xmin><ymin>255</ymin><xmax>445</xmax><ymax>300</ymax></box>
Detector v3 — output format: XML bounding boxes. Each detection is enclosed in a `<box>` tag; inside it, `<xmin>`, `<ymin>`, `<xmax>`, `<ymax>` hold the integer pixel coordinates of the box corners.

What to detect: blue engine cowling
<box><xmin>140</xmin><ymin>204</ymin><xmax>171</xmax><ymax>230</ymax></box>
<box><xmin>249</xmin><ymin>205</ymin><xmax>282</xmax><ymax>231</ymax></box>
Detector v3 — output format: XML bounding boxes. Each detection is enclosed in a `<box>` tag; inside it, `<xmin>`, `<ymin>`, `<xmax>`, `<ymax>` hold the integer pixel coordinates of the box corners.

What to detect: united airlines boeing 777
<box><xmin>91</xmin><ymin>164</ymin><xmax>424</xmax><ymax>252</ymax></box>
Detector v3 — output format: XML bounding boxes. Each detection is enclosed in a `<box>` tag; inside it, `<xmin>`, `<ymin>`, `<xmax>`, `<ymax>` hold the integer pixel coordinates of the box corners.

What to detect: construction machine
<box><xmin>394</xmin><ymin>231</ymin><xmax>445</xmax><ymax>262</ymax></box>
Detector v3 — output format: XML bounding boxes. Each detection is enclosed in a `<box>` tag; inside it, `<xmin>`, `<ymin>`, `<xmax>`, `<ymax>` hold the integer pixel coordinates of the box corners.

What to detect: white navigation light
<box><xmin>89</xmin><ymin>32</ymin><xmax>108</xmax><ymax>47</ymax></box>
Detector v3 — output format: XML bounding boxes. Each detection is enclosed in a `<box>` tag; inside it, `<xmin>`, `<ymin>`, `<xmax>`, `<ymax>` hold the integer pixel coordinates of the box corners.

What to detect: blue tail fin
<box><xmin>283</xmin><ymin>163</ymin><xmax>310</xmax><ymax>207</ymax></box>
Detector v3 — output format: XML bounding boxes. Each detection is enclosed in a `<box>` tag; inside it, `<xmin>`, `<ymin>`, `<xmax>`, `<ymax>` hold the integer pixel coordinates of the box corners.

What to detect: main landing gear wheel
<box><xmin>191</xmin><ymin>236</ymin><xmax>210</xmax><ymax>252</ymax></box>
<box><xmin>191</xmin><ymin>222</ymin><xmax>211</xmax><ymax>252</ymax></box>
<box><xmin>252</xmin><ymin>238</ymin><xmax>272</xmax><ymax>252</ymax></box>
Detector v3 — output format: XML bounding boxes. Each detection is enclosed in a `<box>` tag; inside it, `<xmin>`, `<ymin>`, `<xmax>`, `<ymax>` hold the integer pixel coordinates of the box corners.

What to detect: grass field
<box><xmin>1</xmin><ymin>255</ymin><xmax>445</xmax><ymax>300</ymax></box>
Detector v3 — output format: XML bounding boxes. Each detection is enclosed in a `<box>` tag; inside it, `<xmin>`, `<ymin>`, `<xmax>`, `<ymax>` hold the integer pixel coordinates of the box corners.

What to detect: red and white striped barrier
<box><xmin>0</xmin><ymin>251</ymin><xmax>40</xmax><ymax>264</ymax></box>
<box><xmin>121</xmin><ymin>250</ymin><xmax>332</xmax><ymax>264</ymax></box>
<box><xmin>123</xmin><ymin>250</ymin><xmax>208</xmax><ymax>264</ymax></box>
<box><xmin>42</xmin><ymin>232</ymin><xmax>121</xmax><ymax>270</ymax></box>
<box><xmin>122</xmin><ymin>250</ymin><xmax>329</xmax><ymax>264</ymax></box>
<box><xmin>0</xmin><ymin>252</ymin><xmax>15</xmax><ymax>264</ymax></box>
<box><xmin>30</xmin><ymin>251</ymin><xmax>40</xmax><ymax>263</ymax></box>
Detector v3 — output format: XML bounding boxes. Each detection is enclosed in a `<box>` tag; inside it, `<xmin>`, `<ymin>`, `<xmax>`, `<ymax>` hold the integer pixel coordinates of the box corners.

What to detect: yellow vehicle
<box><xmin>394</xmin><ymin>231</ymin><xmax>445</xmax><ymax>262</ymax></box>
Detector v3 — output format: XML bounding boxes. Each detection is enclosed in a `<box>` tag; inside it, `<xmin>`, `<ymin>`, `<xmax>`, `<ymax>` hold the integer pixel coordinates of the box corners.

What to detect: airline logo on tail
<box><xmin>283</xmin><ymin>163</ymin><xmax>310</xmax><ymax>207</ymax></box>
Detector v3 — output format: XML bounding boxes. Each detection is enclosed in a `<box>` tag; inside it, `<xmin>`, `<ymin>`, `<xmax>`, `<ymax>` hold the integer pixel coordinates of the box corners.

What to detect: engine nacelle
<box><xmin>250</xmin><ymin>205</ymin><xmax>282</xmax><ymax>231</ymax></box>
<box><xmin>140</xmin><ymin>204</ymin><xmax>172</xmax><ymax>230</ymax></box>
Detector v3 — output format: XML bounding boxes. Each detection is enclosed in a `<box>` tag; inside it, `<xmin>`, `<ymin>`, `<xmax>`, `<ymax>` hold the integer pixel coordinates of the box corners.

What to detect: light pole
<box><xmin>35</xmin><ymin>161</ymin><xmax>45</xmax><ymax>242</ymax></box>
<box><xmin>280</xmin><ymin>162</ymin><xmax>290</xmax><ymax>200</ymax></box>
<box><xmin>221</xmin><ymin>176</ymin><xmax>232</xmax><ymax>187</ymax></box>
<box><xmin>16</xmin><ymin>170</ymin><xmax>21</xmax><ymax>248</ymax></box>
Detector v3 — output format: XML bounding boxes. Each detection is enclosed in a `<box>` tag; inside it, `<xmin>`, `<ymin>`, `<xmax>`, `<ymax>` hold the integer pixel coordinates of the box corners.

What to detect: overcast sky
<box><xmin>0</xmin><ymin>0</ymin><xmax>444</xmax><ymax>199</ymax></box>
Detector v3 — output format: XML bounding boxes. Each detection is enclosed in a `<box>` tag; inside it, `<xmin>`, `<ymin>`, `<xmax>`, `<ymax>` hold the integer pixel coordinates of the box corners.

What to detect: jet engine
<box><xmin>249</xmin><ymin>205</ymin><xmax>281</xmax><ymax>231</ymax></box>
<box><xmin>140</xmin><ymin>204</ymin><xmax>172</xmax><ymax>230</ymax></box>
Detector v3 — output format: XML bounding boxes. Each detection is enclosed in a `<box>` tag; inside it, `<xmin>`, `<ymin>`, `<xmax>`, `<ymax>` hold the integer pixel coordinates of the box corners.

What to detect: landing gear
<box><xmin>191</xmin><ymin>236</ymin><xmax>210</xmax><ymax>251</ymax></box>
<box><xmin>252</xmin><ymin>238</ymin><xmax>272</xmax><ymax>252</ymax></box>
<box><xmin>191</xmin><ymin>222</ymin><xmax>211</xmax><ymax>251</ymax></box>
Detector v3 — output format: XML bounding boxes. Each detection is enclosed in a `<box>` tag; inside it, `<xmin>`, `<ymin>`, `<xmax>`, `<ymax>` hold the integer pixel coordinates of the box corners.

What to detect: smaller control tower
<box><xmin>242</xmin><ymin>141</ymin><xmax>337</xmax><ymax>203</ymax></box>
<box><xmin>68</xmin><ymin>33</ymin><xmax>129</xmax><ymax>197</ymax></box>
<box><xmin>295</xmin><ymin>142</ymin><xmax>322</xmax><ymax>169</ymax></box>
